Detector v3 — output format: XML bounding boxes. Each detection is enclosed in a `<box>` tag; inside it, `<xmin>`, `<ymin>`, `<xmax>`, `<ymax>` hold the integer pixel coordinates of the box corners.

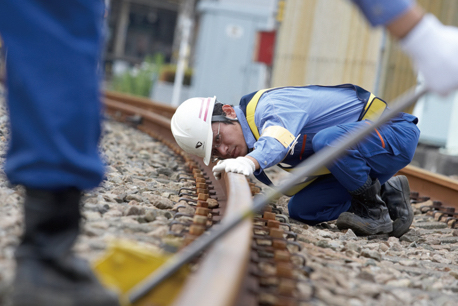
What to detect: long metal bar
<box><xmin>127</xmin><ymin>87</ymin><xmax>428</xmax><ymax>303</ymax></box>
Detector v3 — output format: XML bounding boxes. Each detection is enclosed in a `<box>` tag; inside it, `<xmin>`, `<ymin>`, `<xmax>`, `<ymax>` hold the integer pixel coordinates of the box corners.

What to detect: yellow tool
<box><xmin>93</xmin><ymin>240</ymin><xmax>190</xmax><ymax>306</ymax></box>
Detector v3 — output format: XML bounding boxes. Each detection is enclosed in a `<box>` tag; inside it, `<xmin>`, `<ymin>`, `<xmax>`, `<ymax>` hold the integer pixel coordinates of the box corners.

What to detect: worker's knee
<box><xmin>288</xmin><ymin>198</ymin><xmax>350</xmax><ymax>225</ymax></box>
<box><xmin>288</xmin><ymin>200</ymin><xmax>320</xmax><ymax>225</ymax></box>
<box><xmin>312</xmin><ymin>126</ymin><xmax>343</xmax><ymax>152</ymax></box>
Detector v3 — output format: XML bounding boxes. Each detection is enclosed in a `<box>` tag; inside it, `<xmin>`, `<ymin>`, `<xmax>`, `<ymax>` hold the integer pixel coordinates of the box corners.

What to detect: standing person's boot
<box><xmin>381</xmin><ymin>175</ymin><xmax>413</xmax><ymax>238</ymax></box>
<box><xmin>11</xmin><ymin>187</ymin><xmax>120</xmax><ymax>306</ymax></box>
<box><xmin>336</xmin><ymin>178</ymin><xmax>393</xmax><ymax>235</ymax></box>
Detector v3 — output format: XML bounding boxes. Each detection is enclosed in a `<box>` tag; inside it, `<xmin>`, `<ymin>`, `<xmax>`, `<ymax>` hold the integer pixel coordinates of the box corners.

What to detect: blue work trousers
<box><xmin>0</xmin><ymin>0</ymin><xmax>105</xmax><ymax>190</ymax></box>
<box><xmin>288</xmin><ymin>113</ymin><xmax>420</xmax><ymax>225</ymax></box>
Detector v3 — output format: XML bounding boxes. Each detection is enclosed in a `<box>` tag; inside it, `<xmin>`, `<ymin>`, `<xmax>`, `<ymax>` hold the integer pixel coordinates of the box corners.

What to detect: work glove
<box><xmin>400</xmin><ymin>14</ymin><xmax>458</xmax><ymax>96</ymax></box>
<box><xmin>212</xmin><ymin>157</ymin><xmax>256</xmax><ymax>180</ymax></box>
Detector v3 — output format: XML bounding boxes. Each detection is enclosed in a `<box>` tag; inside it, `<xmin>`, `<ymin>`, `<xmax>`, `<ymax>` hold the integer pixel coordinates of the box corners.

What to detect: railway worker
<box><xmin>171</xmin><ymin>85</ymin><xmax>419</xmax><ymax>237</ymax></box>
<box><xmin>0</xmin><ymin>1</ymin><xmax>120</xmax><ymax>305</ymax></box>
<box><xmin>351</xmin><ymin>0</ymin><xmax>458</xmax><ymax>96</ymax></box>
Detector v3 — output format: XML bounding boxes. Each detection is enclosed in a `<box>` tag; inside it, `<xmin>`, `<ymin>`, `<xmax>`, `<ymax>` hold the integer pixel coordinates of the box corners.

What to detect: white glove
<box><xmin>400</xmin><ymin>14</ymin><xmax>458</xmax><ymax>95</ymax></box>
<box><xmin>212</xmin><ymin>160</ymin><xmax>225</xmax><ymax>180</ymax></box>
<box><xmin>212</xmin><ymin>157</ymin><xmax>256</xmax><ymax>180</ymax></box>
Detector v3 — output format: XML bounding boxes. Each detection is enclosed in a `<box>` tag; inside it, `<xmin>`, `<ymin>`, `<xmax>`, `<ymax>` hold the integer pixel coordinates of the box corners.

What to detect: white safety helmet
<box><xmin>171</xmin><ymin>97</ymin><xmax>217</xmax><ymax>165</ymax></box>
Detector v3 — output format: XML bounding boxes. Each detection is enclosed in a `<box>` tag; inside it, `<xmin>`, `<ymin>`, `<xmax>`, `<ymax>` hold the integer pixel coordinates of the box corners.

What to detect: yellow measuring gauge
<box><xmin>93</xmin><ymin>240</ymin><xmax>190</xmax><ymax>306</ymax></box>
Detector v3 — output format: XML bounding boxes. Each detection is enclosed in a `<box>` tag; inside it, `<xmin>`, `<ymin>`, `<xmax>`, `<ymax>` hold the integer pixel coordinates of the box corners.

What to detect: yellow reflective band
<box><xmin>261</xmin><ymin>126</ymin><xmax>296</xmax><ymax>148</ymax></box>
<box><xmin>361</xmin><ymin>95</ymin><xmax>387</xmax><ymax>121</ymax></box>
<box><xmin>246</xmin><ymin>88</ymin><xmax>271</xmax><ymax>140</ymax></box>
<box><xmin>364</xmin><ymin>93</ymin><xmax>376</xmax><ymax>111</ymax></box>
<box><xmin>283</xmin><ymin>178</ymin><xmax>318</xmax><ymax>196</ymax></box>
<box><xmin>279</xmin><ymin>165</ymin><xmax>330</xmax><ymax>196</ymax></box>
<box><xmin>281</xmin><ymin>165</ymin><xmax>330</xmax><ymax>176</ymax></box>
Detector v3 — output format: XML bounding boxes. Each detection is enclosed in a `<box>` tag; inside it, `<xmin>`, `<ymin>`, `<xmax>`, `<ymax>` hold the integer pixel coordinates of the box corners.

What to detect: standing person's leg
<box><xmin>0</xmin><ymin>0</ymin><xmax>119</xmax><ymax>305</ymax></box>
<box><xmin>1</xmin><ymin>1</ymin><xmax>105</xmax><ymax>189</ymax></box>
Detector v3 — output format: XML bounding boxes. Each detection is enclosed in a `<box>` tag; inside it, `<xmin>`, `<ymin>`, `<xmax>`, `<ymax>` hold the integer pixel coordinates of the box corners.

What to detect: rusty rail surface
<box><xmin>105</xmin><ymin>91</ymin><xmax>176</xmax><ymax>119</ymax></box>
<box><xmin>103</xmin><ymin>90</ymin><xmax>458</xmax><ymax>305</ymax></box>
<box><xmin>172</xmin><ymin>171</ymin><xmax>254</xmax><ymax>306</ymax></box>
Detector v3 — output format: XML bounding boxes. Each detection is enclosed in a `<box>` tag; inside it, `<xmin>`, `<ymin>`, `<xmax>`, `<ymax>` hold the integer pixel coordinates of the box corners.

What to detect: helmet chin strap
<box><xmin>211</xmin><ymin>115</ymin><xmax>238</xmax><ymax>123</ymax></box>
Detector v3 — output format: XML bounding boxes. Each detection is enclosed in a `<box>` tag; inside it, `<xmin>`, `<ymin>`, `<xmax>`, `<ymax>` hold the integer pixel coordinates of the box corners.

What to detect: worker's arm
<box><xmin>212</xmin><ymin>156</ymin><xmax>257</xmax><ymax>180</ymax></box>
<box><xmin>212</xmin><ymin>132</ymin><xmax>290</xmax><ymax>179</ymax></box>
<box><xmin>212</xmin><ymin>94</ymin><xmax>309</xmax><ymax>179</ymax></box>
<box><xmin>246</xmin><ymin>156</ymin><xmax>260</xmax><ymax>170</ymax></box>
<box><xmin>351</xmin><ymin>0</ymin><xmax>415</xmax><ymax>27</ymax></box>
<box><xmin>353</xmin><ymin>0</ymin><xmax>458</xmax><ymax>95</ymax></box>
<box><xmin>398</xmin><ymin>12</ymin><xmax>458</xmax><ymax>95</ymax></box>
<box><xmin>385</xmin><ymin>4</ymin><xmax>424</xmax><ymax>39</ymax></box>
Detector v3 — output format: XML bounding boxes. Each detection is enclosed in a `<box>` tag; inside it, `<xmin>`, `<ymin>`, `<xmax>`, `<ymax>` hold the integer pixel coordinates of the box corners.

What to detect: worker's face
<box><xmin>211</xmin><ymin>105</ymin><xmax>248</xmax><ymax>160</ymax></box>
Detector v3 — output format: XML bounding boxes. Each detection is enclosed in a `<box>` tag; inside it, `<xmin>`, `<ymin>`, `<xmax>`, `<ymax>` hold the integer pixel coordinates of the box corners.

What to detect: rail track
<box><xmin>103</xmin><ymin>91</ymin><xmax>458</xmax><ymax>306</ymax></box>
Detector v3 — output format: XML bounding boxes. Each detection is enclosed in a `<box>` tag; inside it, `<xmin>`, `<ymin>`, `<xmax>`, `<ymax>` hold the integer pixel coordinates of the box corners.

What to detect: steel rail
<box><xmin>399</xmin><ymin>165</ymin><xmax>458</xmax><ymax>209</ymax></box>
<box><xmin>172</xmin><ymin>171</ymin><xmax>253</xmax><ymax>306</ymax></box>
<box><xmin>105</xmin><ymin>90</ymin><xmax>176</xmax><ymax>118</ymax></box>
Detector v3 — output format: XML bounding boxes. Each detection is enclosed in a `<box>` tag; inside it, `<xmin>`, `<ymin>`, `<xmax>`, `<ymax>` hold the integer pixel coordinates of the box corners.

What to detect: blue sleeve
<box><xmin>351</xmin><ymin>0</ymin><xmax>415</xmax><ymax>26</ymax></box>
<box><xmin>247</xmin><ymin>95</ymin><xmax>309</xmax><ymax>171</ymax></box>
<box><xmin>249</xmin><ymin>136</ymin><xmax>287</xmax><ymax>171</ymax></box>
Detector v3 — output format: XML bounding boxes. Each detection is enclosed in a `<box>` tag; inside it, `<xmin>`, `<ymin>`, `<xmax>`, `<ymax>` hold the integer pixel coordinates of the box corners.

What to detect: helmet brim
<box><xmin>203</xmin><ymin>126</ymin><xmax>213</xmax><ymax>166</ymax></box>
<box><xmin>202</xmin><ymin>96</ymin><xmax>216</xmax><ymax>166</ymax></box>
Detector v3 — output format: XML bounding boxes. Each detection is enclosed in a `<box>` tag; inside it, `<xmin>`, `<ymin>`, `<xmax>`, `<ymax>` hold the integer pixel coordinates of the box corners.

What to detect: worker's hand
<box><xmin>400</xmin><ymin>14</ymin><xmax>458</xmax><ymax>95</ymax></box>
<box><xmin>212</xmin><ymin>157</ymin><xmax>256</xmax><ymax>180</ymax></box>
<box><xmin>212</xmin><ymin>160</ymin><xmax>225</xmax><ymax>180</ymax></box>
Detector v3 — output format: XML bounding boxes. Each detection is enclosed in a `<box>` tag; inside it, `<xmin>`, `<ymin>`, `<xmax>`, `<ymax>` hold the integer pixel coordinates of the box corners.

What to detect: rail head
<box><xmin>104</xmin><ymin>98</ymin><xmax>171</xmax><ymax>129</ymax></box>
<box><xmin>172</xmin><ymin>172</ymin><xmax>253</xmax><ymax>306</ymax></box>
<box><xmin>105</xmin><ymin>90</ymin><xmax>176</xmax><ymax>118</ymax></box>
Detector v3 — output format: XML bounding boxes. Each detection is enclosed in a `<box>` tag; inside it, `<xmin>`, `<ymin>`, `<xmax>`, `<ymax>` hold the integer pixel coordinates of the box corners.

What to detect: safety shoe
<box><xmin>12</xmin><ymin>256</ymin><xmax>120</xmax><ymax>306</ymax></box>
<box><xmin>381</xmin><ymin>175</ymin><xmax>413</xmax><ymax>238</ymax></box>
<box><xmin>11</xmin><ymin>187</ymin><xmax>120</xmax><ymax>306</ymax></box>
<box><xmin>337</xmin><ymin>178</ymin><xmax>393</xmax><ymax>235</ymax></box>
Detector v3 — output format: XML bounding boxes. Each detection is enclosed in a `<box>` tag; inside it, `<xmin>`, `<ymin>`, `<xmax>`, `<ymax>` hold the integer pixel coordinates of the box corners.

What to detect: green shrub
<box><xmin>111</xmin><ymin>53</ymin><xmax>164</xmax><ymax>97</ymax></box>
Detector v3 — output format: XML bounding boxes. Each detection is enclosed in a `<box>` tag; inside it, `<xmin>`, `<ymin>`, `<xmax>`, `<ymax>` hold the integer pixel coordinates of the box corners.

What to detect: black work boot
<box><xmin>381</xmin><ymin>175</ymin><xmax>413</xmax><ymax>238</ymax></box>
<box><xmin>12</xmin><ymin>187</ymin><xmax>120</xmax><ymax>306</ymax></box>
<box><xmin>336</xmin><ymin>178</ymin><xmax>393</xmax><ymax>235</ymax></box>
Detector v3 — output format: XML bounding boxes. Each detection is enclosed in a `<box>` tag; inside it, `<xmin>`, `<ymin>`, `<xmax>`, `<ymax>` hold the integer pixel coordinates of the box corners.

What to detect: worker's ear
<box><xmin>222</xmin><ymin>105</ymin><xmax>237</xmax><ymax>119</ymax></box>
